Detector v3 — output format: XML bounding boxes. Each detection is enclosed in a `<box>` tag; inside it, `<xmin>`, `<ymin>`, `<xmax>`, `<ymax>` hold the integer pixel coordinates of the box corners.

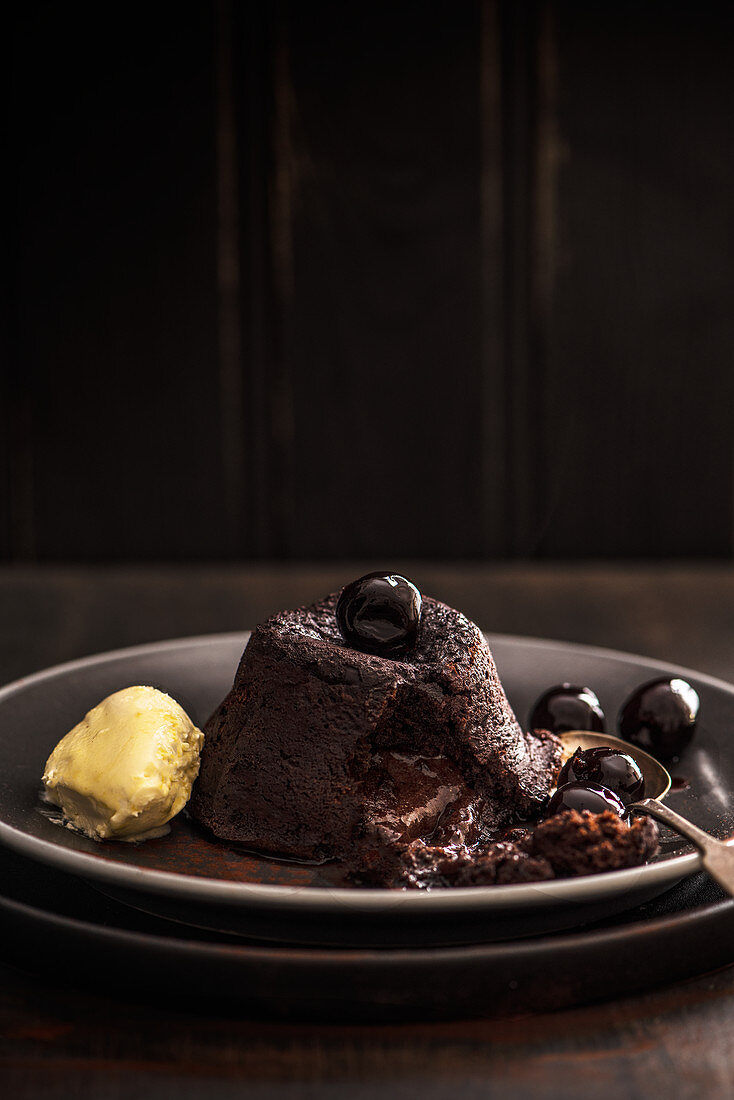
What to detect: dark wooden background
<box><xmin>5</xmin><ymin>0</ymin><xmax>734</xmax><ymax>563</ymax></box>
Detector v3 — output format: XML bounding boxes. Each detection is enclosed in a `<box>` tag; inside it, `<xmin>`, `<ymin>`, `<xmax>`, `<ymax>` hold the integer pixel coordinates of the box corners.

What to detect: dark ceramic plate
<box><xmin>0</xmin><ymin>633</ymin><xmax>732</xmax><ymax>947</ymax></box>
<box><xmin>0</xmin><ymin>841</ymin><xmax>731</xmax><ymax>1021</ymax></box>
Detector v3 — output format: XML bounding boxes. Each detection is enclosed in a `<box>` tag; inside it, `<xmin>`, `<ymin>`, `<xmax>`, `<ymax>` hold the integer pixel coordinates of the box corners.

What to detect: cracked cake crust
<box><xmin>189</xmin><ymin>592</ymin><xmax>563</xmax><ymax>862</ymax></box>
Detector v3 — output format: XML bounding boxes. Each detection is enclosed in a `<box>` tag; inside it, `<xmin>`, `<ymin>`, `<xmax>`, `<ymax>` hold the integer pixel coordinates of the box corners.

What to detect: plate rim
<box><xmin>3</xmin><ymin>629</ymin><xmax>733</xmax><ymax>914</ymax></box>
<box><xmin>1</xmin><ymin>874</ymin><xmax>732</xmax><ymax>963</ymax></box>
<box><xmin>6</xmin><ymin>627</ymin><xmax>734</xmax><ymax>699</ymax></box>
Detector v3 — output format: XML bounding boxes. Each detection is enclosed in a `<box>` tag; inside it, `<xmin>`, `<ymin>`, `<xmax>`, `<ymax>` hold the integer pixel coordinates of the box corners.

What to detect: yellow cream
<box><xmin>42</xmin><ymin>685</ymin><xmax>204</xmax><ymax>841</ymax></box>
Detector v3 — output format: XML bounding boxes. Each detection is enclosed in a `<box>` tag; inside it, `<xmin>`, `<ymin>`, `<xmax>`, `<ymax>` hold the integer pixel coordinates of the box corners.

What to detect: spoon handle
<box><xmin>633</xmin><ymin>798</ymin><xmax>734</xmax><ymax>896</ymax></box>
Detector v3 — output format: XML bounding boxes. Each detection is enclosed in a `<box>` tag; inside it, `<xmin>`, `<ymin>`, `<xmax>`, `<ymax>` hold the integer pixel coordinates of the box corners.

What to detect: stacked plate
<box><xmin>0</xmin><ymin>634</ymin><xmax>732</xmax><ymax>1020</ymax></box>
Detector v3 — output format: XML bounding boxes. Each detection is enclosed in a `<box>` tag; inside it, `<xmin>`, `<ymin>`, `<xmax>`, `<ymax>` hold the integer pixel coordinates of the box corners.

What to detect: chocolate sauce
<box><xmin>360</xmin><ymin>751</ymin><xmax>482</xmax><ymax>847</ymax></box>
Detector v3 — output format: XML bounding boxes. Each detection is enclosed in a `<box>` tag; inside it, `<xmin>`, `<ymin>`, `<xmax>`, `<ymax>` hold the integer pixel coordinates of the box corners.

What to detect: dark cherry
<box><xmin>618</xmin><ymin>677</ymin><xmax>699</xmax><ymax>761</ymax></box>
<box><xmin>528</xmin><ymin>683</ymin><xmax>606</xmax><ymax>735</ymax></box>
<box><xmin>335</xmin><ymin>572</ymin><xmax>422</xmax><ymax>657</ymax></box>
<box><xmin>558</xmin><ymin>746</ymin><xmax>645</xmax><ymax>805</ymax></box>
<box><xmin>546</xmin><ymin>781</ymin><xmax>626</xmax><ymax>819</ymax></box>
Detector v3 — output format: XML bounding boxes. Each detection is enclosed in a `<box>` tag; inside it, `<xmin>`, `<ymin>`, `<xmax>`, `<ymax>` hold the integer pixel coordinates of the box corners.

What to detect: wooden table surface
<box><xmin>1</xmin><ymin>562</ymin><xmax>733</xmax><ymax>1099</ymax></box>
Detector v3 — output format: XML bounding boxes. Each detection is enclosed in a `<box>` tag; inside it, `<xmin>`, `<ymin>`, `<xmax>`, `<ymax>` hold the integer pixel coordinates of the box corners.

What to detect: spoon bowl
<box><xmin>557</xmin><ymin>730</ymin><xmax>734</xmax><ymax>896</ymax></box>
<box><xmin>558</xmin><ymin>730</ymin><xmax>671</xmax><ymax>800</ymax></box>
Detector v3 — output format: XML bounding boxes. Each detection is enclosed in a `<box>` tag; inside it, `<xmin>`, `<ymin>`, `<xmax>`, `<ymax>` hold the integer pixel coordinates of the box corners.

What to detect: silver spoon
<box><xmin>559</xmin><ymin>730</ymin><xmax>734</xmax><ymax>896</ymax></box>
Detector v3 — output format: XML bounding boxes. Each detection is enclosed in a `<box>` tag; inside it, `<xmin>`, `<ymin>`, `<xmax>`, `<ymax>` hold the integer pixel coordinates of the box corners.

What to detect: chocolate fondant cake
<box><xmin>189</xmin><ymin>591</ymin><xmax>563</xmax><ymax>863</ymax></box>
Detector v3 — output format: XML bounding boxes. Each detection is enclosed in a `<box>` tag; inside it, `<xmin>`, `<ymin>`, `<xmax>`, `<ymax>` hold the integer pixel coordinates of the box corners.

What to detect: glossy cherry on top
<box><xmin>335</xmin><ymin>572</ymin><xmax>422</xmax><ymax>657</ymax></box>
<box><xmin>558</xmin><ymin>746</ymin><xmax>645</xmax><ymax>805</ymax></box>
<box><xmin>618</xmin><ymin>677</ymin><xmax>699</xmax><ymax>761</ymax></box>
<box><xmin>528</xmin><ymin>683</ymin><xmax>606</xmax><ymax>735</ymax></box>
<box><xmin>546</xmin><ymin>781</ymin><xmax>627</xmax><ymax>819</ymax></box>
